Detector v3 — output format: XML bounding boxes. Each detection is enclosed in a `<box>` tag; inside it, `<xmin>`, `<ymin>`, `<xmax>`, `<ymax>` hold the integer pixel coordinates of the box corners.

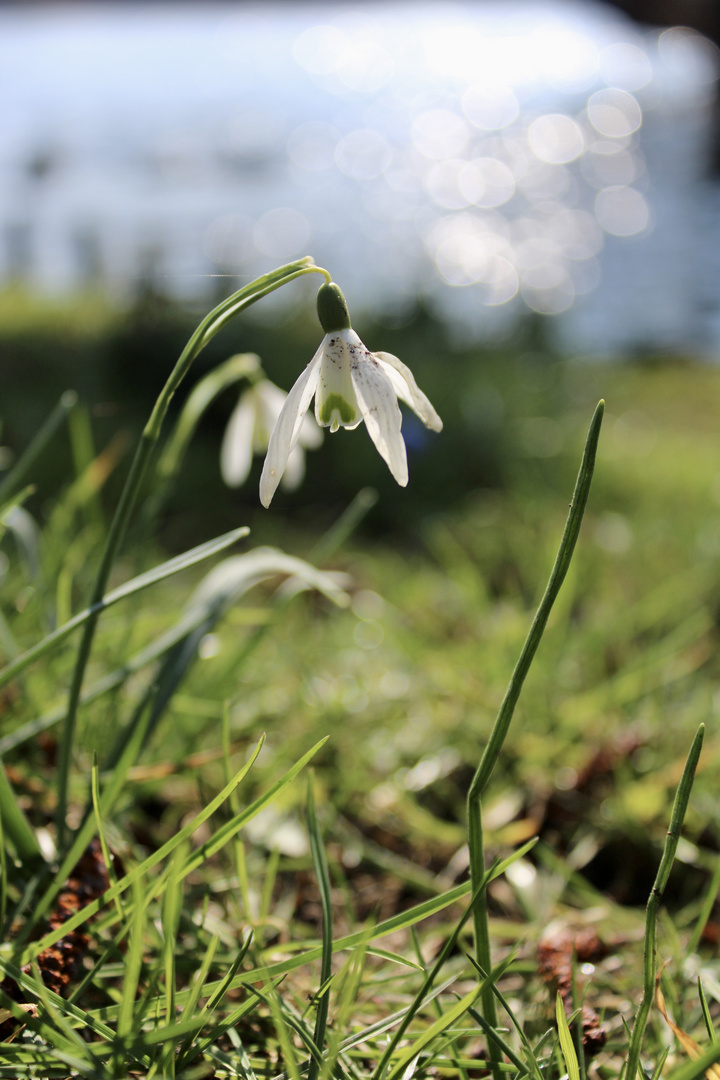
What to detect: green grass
<box><xmin>1</xmin><ymin>275</ymin><xmax>720</xmax><ymax>1078</ymax></box>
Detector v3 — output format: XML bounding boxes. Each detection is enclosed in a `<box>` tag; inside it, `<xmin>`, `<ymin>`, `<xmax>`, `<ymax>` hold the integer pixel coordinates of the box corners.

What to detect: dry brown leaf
<box><xmin>656</xmin><ymin>979</ymin><xmax>720</xmax><ymax>1080</ymax></box>
<box><xmin>0</xmin><ymin>1003</ymin><xmax>39</xmax><ymax>1024</ymax></box>
<box><xmin>537</xmin><ymin>924</ymin><xmax>608</xmax><ymax>1056</ymax></box>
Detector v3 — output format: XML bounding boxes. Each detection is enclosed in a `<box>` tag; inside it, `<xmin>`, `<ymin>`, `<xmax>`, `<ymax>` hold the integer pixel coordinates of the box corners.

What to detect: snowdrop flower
<box><xmin>260</xmin><ymin>282</ymin><xmax>442</xmax><ymax>507</ymax></box>
<box><xmin>221</xmin><ymin>378</ymin><xmax>322</xmax><ymax>491</ymax></box>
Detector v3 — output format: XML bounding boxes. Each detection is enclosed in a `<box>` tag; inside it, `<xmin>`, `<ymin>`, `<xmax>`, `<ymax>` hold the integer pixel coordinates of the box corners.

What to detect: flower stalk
<box><xmin>55</xmin><ymin>258</ymin><xmax>331</xmax><ymax>848</ymax></box>
<box><xmin>467</xmin><ymin>400</ymin><xmax>604</xmax><ymax>1080</ymax></box>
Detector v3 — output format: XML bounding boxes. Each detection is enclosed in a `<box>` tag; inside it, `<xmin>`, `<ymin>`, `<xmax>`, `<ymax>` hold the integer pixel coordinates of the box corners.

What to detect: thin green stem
<box><xmin>467</xmin><ymin>401</ymin><xmax>604</xmax><ymax>1080</ymax></box>
<box><xmin>0</xmin><ymin>390</ymin><xmax>77</xmax><ymax>506</ymax></box>
<box><xmin>54</xmin><ymin>258</ymin><xmax>331</xmax><ymax>847</ymax></box>
<box><xmin>625</xmin><ymin>723</ymin><xmax>705</xmax><ymax>1080</ymax></box>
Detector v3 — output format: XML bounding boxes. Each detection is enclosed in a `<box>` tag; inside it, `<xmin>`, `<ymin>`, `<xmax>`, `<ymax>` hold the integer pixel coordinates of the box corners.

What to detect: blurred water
<box><xmin>1</xmin><ymin>1</ymin><xmax>718</xmax><ymax>353</ymax></box>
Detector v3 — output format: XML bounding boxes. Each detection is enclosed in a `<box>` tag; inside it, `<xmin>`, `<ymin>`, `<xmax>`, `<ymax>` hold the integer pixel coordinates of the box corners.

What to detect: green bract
<box><xmin>316</xmin><ymin>282</ymin><xmax>352</xmax><ymax>333</ymax></box>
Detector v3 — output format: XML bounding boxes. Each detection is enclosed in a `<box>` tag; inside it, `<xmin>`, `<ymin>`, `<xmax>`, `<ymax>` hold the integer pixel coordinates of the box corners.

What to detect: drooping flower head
<box><xmin>221</xmin><ymin>378</ymin><xmax>322</xmax><ymax>492</ymax></box>
<box><xmin>259</xmin><ymin>282</ymin><xmax>442</xmax><ymax>507</ymax></box>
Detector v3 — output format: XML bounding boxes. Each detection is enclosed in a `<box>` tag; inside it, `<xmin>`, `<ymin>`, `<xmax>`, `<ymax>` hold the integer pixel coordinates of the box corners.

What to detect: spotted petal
<box><xmin>350</xmin><ymin>354</ymin><xmax>408</xmax><ymax>486</ymax></box>
<box><xmin>259</xmin><ymin>346</ymin><xmax>323</xmax><ymax>507</ymax></box>
<box><xmin>375</xmin><ymin>352</ymin><xmax>443</xmax><ymax>432</ymax></box>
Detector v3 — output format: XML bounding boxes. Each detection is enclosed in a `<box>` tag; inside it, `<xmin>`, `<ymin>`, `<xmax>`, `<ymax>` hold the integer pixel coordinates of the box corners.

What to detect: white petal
<box><xmin>280</xmin><ymin>445</ymin><xmax>306</xmax><ymax>490</ymax></box>
<box><xmin>256</xmin><ymin>381</ymin><xmax>288</xmax><ymax>418</ymax></box>
<box><xmin>349</xmin><ymin>352</ymin><xmax>408</xmax><ymax>486</ymax></box>
<box><xmin>374</xmin><ymin>352</ymin><xmax>443</xmax><ymax>432</ymax></box>
<box><xmin>259</xmin><ymin>346</ymin><xmax>323</xmax><ymax>507</ymax></box>
<box><xmin>220</xmin><ymin>395</ymin><xmax>256</xmax><ymax>488</ymax></box>
<box><xmin>255</xmin><ymin>381</ymin><xmax>289</xmax><ymax>447</ymax></box>
<box><xmin>298</xmin><ymin>411</ymin><xmax>324</xmax><ymax>449</ymax></box>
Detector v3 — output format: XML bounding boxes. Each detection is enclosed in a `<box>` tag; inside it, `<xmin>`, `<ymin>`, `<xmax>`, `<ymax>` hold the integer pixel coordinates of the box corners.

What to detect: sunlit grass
<box><xmin>1</xmin><ymin>283</ymin><xmax>720</xmax><ymax>1078</ymax></box>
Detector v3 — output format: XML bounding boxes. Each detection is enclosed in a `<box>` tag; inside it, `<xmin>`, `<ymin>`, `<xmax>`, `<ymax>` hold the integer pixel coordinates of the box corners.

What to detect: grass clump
<box><xmin>0</xmin><ymin>268</ymin><xmax>718</xmax><ymax>1079</ymax></box>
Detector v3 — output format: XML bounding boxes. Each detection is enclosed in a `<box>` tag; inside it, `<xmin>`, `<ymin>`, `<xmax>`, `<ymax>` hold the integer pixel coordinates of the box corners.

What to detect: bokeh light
<box><xmin>0</xmin><ymin>2</ymin><xmax>718</xmax><ymax>348</ymax></box>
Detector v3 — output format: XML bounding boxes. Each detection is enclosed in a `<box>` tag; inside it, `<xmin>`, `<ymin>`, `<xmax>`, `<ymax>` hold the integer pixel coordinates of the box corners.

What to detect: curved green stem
<box><xmin>467</xmin><ymin>401</ymin><xmax>604</xmax><ymax>1080</ymax></box>
<box><xmin>55</xmin><ymin>259</ymin><xmax>331</xmax><ymax>846</ymax></box>
<box><xmin>155</xmin><ymin>353</ymin><xmax>261</xmax><ymax>487</ymax></box>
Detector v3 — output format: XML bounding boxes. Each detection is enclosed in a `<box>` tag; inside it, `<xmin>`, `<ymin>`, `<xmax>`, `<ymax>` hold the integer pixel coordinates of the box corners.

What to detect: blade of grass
<box><xmin>67</xmin><ymin>397</ymin><xmax>102</xmax><ymax>529</ymax></box>
<box><xmin>20</xmin><ymin>735</ymin><xmax>266</xmax><ymax>958</ymax></box>
<box><xmin>254</xmin><ymin>983</ymin><xmax>331</xmax><ymax>1075</ymax></box>
<box><xmin>160</xmin><ymin>847</ymin><xmax>185</xmax><ymax>1078</ymax></box>
<box><xmin>169</xmin><ymin>980</ymin><xmax>285</xmax><ymax>1071</ymax></box>
<box><xmin>175</xmin><ymin>737</ymin><xmax>329</xmax><ymax>885</ymax></box>
<box><xmin>0</xmin><ymin>483</ymin><xmax>34</xmax><ymax>537</ymax></box>
<box><xmin>0</xmin><ymin>810</ymin><xmax>6</xmax><ymax>934</ymax></box>
<box><xmin>1</xmin><ymin>540</ymin><xmax>346</xmax><ymax>755</ymax></box>
<box><xmin>0</xmin><ymin>758</ymin><xmax>43</xmax><ymax>866</ymax></box>
<box><xmin>555</xmin><ymin>994</ymin><xmax>581</xmax><ymax>1080</ymax></box>
<box><xmin>174</xmin><ymin>931</ymin><xmax>254</xmax><ymax>1069</ymax></box>
<box><xmin>91</xmin><ymin>888</ymin><xmax>472</xmax><ymax>1025</ymax></box>
<box><xmin>467</xmin><ymin>401</ymin><xmax>604</xmax><ymax>1080</ymax></box>
<box><xmin>687</xmin><ymin>855</ymin><xmax>720</xmax><ymax>957</ymax></box>
<box><xmin>171</xmin><ymin>936</ymin><xmax>223</xmax><ymax>1069</ymax></box>
<box><xmin>267</xmin><ymin>982</ymin><xmax>303</xmax><ymax>1080</ymax></box>
<box><xmin>409</xmin><ymin>926</ymin><xmax>469</xmax><ymax>1080</ymax></box>
<box><xmin>373</xmin><ymin>881</ymin><xmax>489</xmax><ymax>1080</ymax></box>
<box><xmin>116</xmin><ymin>877</ymin><xmax>148</xmax><ymax>1060</ymax></box>
<box><xmin>32</xmin><ymin>678</ymin><xmax>164</xmax><ymax>937</ymax></box>
<box><xmin>665</xmin><ymin>1041</ymin><xmax>720</xmax><ymax>1080</ymax></box>
<box><xmin>29</xmin><ymin>960</ymin><xmax>97</xmax><ymax>1067</ymax></box>
<box><xmin>334</xmin><ymin>976</ymin><xmax>459</xmax><ymax>1057</ymax></box>
<box><xmin>0</xmin><ymin>605</ymin><xmax>228</xmax><ymax>754</ymax></box>
<box><xmin>0</xmin><ymin>525</ymin><xmax>249</xmax><ymax>691</ymax></box>
<box><xmin>0</xmin><ymin>967</ymin><xmax>152</xmax><ymax>1070</ymax></box>
<box><xmin>90</xmin><ymin>754</ymin><xmax>121</xmax><ymax>918</ymax></box>
<box><xmin>651</xmin><ymin>1046</ymin><xmax>671</xmax><ymax>1080</ymax></box>
<box><xmin>179</xmin><ymin>934</ymin><xmax>220</xmax><ymax>1027</ymax></box>
<box><xmin>570</xmin><ymin>953</ymin><xmax>587</xmax><ymax>1080</ymax></box>
<box><xmin>25</xmin><ymin>732</ymin><xmax>324</xmax><ymax>1010</ymax></box>
<box><xmin>67</xmin><ymin>919</ymin><xmax>133</xmax><ymax>1008</ymax></box>
<box><xmin>320</xmin><ymin>933</ymin><xmax>371</xmax><ymax>1080</ymax></box>
<box><xmin>0</xmin><ymin>390</ymin><xmax>77</xmax><ymax>505</ymax></box>
<box><xmin>625</xmin><ymin>723</ymin><xmax>705</xmax><ymax>1080</ymax></box>
<box><xmin>307</xmin><ymin>773</ymin><xmax>333</xmax><ymax>1080</ymax></box>
<box><xmin>223</xmin><ymin>703</ymin><xmax>252</xmax><ymax>919</ymax></box>
<box><xmin>467</xmin><ymin>1005</ymin><xmax>529</xmax><ymax>1077</ymax></box>
<box><xmin>699</xmin><ymin>979</ymin><xmax>716</xmax><ymax>1043</ymax></box>
<box><xmin>383</xmin><ymin>983</ymin><xmax>485</xmax><ymax>1080</ymax></box>
<box><xmin>487</xmin><ymin>974</ymin><xmax>544</xmax><ymax>1080</ymax></box>
<box><xmin>364</xmin><ymin>948</ymin><xmax>422</xmax><ymax>971</ymax></box>
<box><xmin>373</xmin><ymin>840</ymin><xmax>537</xmax><ymax>1080</ymax></box>
<box><xmin>0</xmin><ymin>988</ymin><xmax>80</xmax><ymax>1060</ymax></box>
<box><xmin>309</xmin><ymin>488</ymin><xmax>379</xmax><ymax>564</ymax></box>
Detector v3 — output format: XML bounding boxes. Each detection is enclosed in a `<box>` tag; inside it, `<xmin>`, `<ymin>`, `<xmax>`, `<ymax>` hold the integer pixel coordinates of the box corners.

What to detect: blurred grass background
<box><xmin>3</xmin><ymin>289</ymin><xmax>719</xmax><ymax>912</ymax></box>
<box><xmin>2</xmin><ymin>5</ymin><xmax>720</xmax><ymax>1069</ymax></box>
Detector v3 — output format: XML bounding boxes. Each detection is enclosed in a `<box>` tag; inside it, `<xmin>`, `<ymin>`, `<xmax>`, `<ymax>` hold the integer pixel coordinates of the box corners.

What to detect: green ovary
<box><xmin>318</xmin><ymin>393</ymin><xmax>356</xmax><ymax>426</ymax></box>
